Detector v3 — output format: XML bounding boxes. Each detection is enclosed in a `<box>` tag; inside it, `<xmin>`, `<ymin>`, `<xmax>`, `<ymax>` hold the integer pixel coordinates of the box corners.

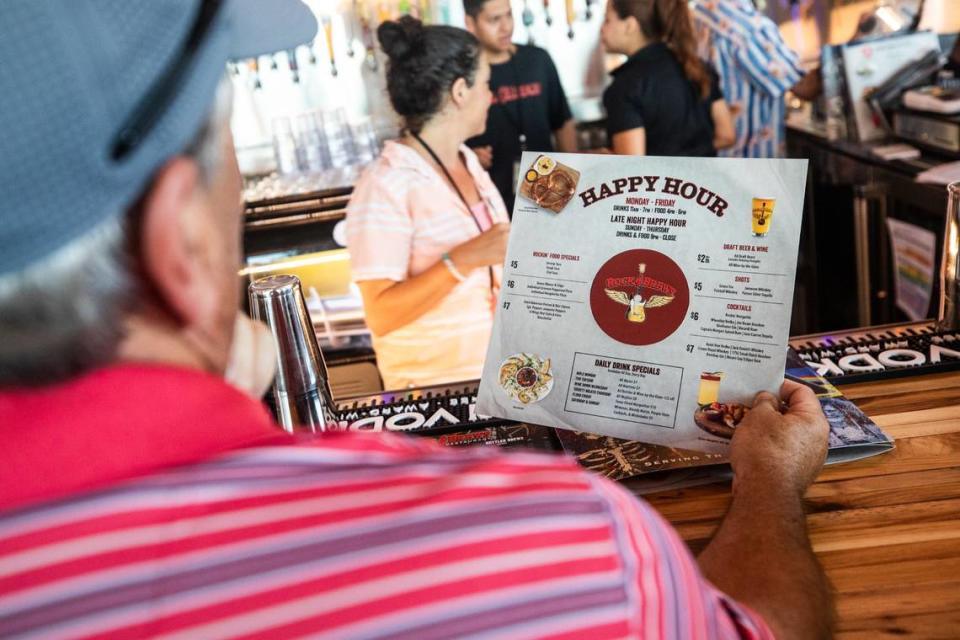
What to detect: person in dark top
<box><xmin>948</xmin><ymin>34</ymin><xmax>960</xmax><ymax>75</ymax></box>
<box><xmin>465</xmin><ymin>0</ymin><xmax>577</xmax><ymax>213</ymax></box>
<box><xmin>600</xmin><ymin>0</ymin><xmax>734</xmax><ymax>156</ymax></box>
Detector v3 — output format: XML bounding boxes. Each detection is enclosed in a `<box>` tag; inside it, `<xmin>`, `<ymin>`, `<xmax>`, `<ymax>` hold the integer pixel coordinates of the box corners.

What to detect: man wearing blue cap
<box><xmin>0</xmin><ymin>2</ymin><xmax>831</xmax><ymax>638</ymax></box>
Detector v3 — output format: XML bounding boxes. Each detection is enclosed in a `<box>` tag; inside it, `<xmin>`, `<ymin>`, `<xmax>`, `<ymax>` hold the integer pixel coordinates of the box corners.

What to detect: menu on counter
<box><xmin>477</xmin><ymin>153</ymin><xmax>808</xmax><ymax>452</ymax></box>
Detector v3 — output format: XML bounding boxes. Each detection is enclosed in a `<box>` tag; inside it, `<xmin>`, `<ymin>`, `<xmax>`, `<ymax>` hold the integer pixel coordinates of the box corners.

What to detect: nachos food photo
<box><xmin>499</xmin><ymin>353</ymin><xmax>554</xmax><ymax>404</ymax></box>
<box><xmin>518</xmin><ymin>154</ymin><xmax>580</xmax><ymax>213</ymax></box>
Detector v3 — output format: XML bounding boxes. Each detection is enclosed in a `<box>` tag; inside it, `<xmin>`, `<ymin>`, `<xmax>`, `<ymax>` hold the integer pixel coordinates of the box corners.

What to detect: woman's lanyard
<box><xmin>412</xmin><ymin>132</ymin><xmax>497</xmax><ymax>297</ymax></box>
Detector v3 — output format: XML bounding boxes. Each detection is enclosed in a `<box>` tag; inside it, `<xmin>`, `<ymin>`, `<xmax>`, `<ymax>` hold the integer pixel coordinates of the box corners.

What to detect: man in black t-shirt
<box><xmin>464</xmin><ymin>0</ymin><xmax>576</xmax><ymax>214</ymax></box>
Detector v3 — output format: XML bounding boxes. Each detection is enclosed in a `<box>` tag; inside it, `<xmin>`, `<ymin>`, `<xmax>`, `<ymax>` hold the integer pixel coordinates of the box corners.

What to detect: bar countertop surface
<box><xmin>640</xmin><ymin>369</ymin><xmax>960</xmax><ymax>639</ymax></box>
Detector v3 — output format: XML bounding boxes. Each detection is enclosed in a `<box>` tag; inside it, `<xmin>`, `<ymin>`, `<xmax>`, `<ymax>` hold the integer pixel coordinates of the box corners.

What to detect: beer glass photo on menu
<box><xmin>697</xmin><ymin>371</ymin><xmax>724</xmax><ymax>406</ymax></box>
<box><xmin>752</xmin><ymin>197</ymin><xmax>776</xmax><ymax>237</ymax></box>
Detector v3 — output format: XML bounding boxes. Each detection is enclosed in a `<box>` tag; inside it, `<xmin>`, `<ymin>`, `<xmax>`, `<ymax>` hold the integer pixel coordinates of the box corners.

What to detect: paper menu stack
<box><xmin>476</xmin><ymin>153</ymin><xmax>809</xmax><ymax>453</ymax></box>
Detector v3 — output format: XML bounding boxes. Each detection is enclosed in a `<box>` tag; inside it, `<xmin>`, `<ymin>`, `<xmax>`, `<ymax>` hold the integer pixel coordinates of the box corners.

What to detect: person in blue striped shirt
<box><xmin>692</xmin><ymin>0</ymin><xmax>806</xmax><ymax>158</ymax></box>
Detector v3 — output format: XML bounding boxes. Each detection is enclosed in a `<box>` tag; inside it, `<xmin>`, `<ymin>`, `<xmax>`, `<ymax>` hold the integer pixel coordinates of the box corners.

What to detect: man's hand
<box><xmin>730</xmin><ymin>380</ymin><xmax>829</xmax><ymax>499</ymax></box>
<box><xmin>473</xmin><ymin>145</ymin><xmax>493</xmax><ymax>170</ymax></box>
<box><xmin>791</xmin><ymin>69</ymin><xmax>823</xmax><ymax>102</ymax></box>
<box><xmin>448</xmin><ymin>222</ymin><xmax>510</xmax><ymax>272</ymax></box>
<box><xmin>698</xmin><ymin>380</ymin><xmax>834</xmax><ymax>640</ymax></box>
<box><xmin>224</xmin><ymin>312</ymin><xmax>278</xmax><ymax>399</ymax></box>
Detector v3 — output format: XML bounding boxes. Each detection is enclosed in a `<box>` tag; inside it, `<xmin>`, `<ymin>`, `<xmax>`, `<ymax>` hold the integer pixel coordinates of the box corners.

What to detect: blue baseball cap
<box><xmin>0</xmin><ymin>0</ymin><xmax>318</xmax><ymax>275</ymax></box>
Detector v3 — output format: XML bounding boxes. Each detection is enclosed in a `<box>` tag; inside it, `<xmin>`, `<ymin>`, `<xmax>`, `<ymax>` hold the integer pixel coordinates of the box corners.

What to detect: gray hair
<box><xmin>0</xmin><ymin>78</ymin><xmax>234</xmax><ymax>386</ymax></box>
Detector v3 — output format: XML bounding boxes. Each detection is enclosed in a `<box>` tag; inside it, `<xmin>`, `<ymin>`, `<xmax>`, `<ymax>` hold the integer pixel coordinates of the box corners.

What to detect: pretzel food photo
<box><xmin>519</xmin><ymin>154</ymin><xmax>580</xmax><ymax>213</ymax></box>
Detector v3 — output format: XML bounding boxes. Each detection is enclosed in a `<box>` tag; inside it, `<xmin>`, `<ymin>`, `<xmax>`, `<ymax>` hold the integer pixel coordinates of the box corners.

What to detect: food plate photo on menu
<box><xmin>691</xmin><ymin>371</ymin><xmax>749</xmax><ymax>439</ymax></box>
<box><xmin>499</xmin><ymin>353</ymin><xmax>554</xmax><ymax>404</ymax></box>
<box><xmin>693</xmin><ymin>402</ymin><xmax>749</xmax><ymax>439</ymax></box>
<box><xmin>518</xmin><ymin>154</ymin><xmax>581</xmax><ymax>213</ymax></box>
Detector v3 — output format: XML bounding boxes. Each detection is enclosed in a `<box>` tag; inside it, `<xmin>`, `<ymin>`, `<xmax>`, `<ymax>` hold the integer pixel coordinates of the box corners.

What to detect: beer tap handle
<box><xmin>286</xmin><ymin>48</ymin><xmax>300</xmax><ymax>84</ymax></box>
<box><xmin>247</xmin><ymin>58</ymin><xmax>262</xmax><ymax>90</ymax></box>
<box><xmin>543</xmin><ymin>0</ymin><xmax>552</xmax><ymax>26</ymax></box>
<box><xmin>585</xmin><ymin>0</ymin><xmax>593</xmax><ymax>20</ymax></box>
<box><xmin>522</xmin><ymin>0</ymin><xmax>535</xmax><ymax>44</ymax></box>
<box><xmin>376</xmin><ymin>1</ymin><xmax>392</xmax><ymax>25</ymax></box>
<box><xmin>347</xmin><ymin>0</ymin><xmax>358</xmax><ymax>57</ymax></box>
<box><xmin>360</xmin><ymin>9</ymin><xmax>378</xmax><ymax>71</ymax></box>
<box><xmin>417</xmin><ymin>0</ymin><xmax>430</xmax><ymax>23</ymax></box>
<box><xmin>270</xmin><ymin>53</ymin><xmax>279</xmax><ymax>70</ymax></box>
<box><xmin>438</xmin><ymin>0</ymin><xmax>451</xmax><ymax>24</ymax></box>
<box><xmin>565</xmin><ymin>0</ymin><xmax>575</xmax><ymax>38</ymax></box>
<box><xmin>321</xmin><ymin>16</ymin><xmax>338</xmax><ymax>77</ymax></box>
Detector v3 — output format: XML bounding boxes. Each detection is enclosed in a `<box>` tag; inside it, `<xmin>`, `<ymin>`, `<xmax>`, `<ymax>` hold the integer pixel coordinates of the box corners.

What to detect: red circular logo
<box><xmin>589</xmin><ymin>249</ymin><xmax>689</xmax><ymax>346</ymax></box>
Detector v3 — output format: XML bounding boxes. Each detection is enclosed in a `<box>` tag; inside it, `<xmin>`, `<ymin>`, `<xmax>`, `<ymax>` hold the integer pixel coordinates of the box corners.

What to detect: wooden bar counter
<box><xmin>641</xmin><ymin>370</ymin><xmax>960</xmax><ymax>638</ymax></box>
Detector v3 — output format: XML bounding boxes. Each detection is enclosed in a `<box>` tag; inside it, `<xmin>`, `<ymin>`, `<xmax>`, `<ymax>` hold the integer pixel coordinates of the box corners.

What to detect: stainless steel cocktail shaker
<box><xmin>248</xmin><ymin>274</ymin><xmax>338</xmax><ymax>432</ymax></box>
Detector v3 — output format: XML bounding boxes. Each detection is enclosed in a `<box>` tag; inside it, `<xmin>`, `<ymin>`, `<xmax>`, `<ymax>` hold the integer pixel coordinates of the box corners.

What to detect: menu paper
<box><xmin>477</xmin><ymin>153</ymin><xmax>808</xmax><ymax>452</ymax></box>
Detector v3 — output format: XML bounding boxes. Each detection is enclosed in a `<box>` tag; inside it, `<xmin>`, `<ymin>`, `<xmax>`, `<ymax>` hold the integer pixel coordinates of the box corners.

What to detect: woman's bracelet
<box><xmin>441</xmin><ymin>252</ymin><xmax>467</xmax><ymax>282</ymax></box>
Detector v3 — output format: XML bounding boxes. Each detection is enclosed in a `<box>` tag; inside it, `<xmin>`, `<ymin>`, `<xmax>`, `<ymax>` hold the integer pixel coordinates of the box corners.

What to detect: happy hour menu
<box><xmin>476</xmin><ymin>153</ymin><xmax>809</xmax><ymax>452</ymax></box>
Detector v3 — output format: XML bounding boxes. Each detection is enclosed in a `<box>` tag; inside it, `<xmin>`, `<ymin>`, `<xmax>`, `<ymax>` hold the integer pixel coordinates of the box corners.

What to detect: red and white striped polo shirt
<box><xmin>0</xmin><ymin>364</ymin><xmax>772</xmax><ymax>639</ymax></box>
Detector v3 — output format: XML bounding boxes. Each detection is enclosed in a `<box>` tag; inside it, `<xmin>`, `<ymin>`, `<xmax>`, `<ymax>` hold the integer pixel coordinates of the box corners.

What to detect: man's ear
<box><xmin>139</xmin><ymin>156</ymin><xmax>218</xmax><ymax>327</ymax></box>
<box><xmin>464</xmin><ymin>15</ymin><xmax>477</xmax><ymax>35</ymax></box>
<box><xmin>450</xmin><ymin>76</ymin><xmax>469</xmax><ymax>108</ymax></box>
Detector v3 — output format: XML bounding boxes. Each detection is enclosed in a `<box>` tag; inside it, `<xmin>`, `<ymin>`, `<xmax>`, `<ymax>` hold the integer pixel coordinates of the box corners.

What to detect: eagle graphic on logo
<box><xmin>603</xmin><ymin>263</ymin><xmax>675</xmax><ymax>323</ymax></box>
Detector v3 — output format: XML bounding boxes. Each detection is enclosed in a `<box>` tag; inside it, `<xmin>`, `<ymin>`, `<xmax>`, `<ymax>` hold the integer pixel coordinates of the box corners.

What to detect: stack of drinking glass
<box><xmin>244</xmin><ymin>108</ymin><xmax>384</xmax><ymax>201</ymax></box>
<box><xmin>272</xmin><ymin>107</ymin><xmax>381</xmax><ymax>176</ymax></box>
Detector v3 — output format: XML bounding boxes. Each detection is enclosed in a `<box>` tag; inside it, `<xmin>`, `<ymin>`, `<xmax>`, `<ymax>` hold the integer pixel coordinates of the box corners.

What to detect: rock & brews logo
<box><xmin>589</xmin><ymin>249</ymin><xmax>689</xmax><ymax>346</ymax></box>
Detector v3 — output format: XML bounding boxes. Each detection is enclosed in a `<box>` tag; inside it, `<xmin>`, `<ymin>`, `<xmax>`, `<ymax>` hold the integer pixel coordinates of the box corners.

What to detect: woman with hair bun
<box><xmin>346</xmin><ymin>17</ymin><xmax>510</xmax><ymax>389</ymax></box>
<box><xmin>600</xmin><ymin>0</ymin><xmax>735</xmax><ymax>156</ymax></box>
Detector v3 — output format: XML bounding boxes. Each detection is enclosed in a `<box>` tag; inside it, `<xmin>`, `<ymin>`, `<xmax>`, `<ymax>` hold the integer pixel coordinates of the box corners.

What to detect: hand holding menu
<box><xmin>477</xmin><ymin>153</ymin><xmax>808</xmax><ymax>453</ymax></box>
